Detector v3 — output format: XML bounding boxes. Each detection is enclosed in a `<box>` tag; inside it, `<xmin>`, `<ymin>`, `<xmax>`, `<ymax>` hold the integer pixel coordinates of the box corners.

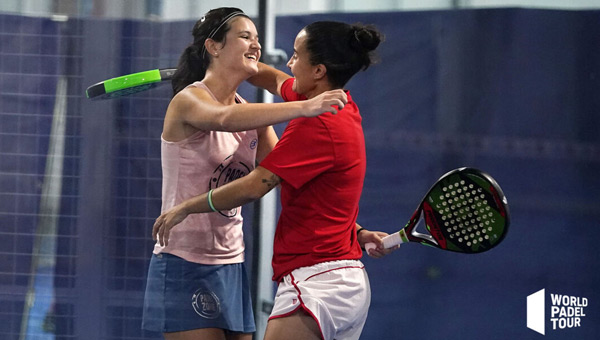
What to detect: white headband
<box><xmin>201</xmin><ymin>11</ymin><xmax>246</xmax><ymax>59</ymax></box>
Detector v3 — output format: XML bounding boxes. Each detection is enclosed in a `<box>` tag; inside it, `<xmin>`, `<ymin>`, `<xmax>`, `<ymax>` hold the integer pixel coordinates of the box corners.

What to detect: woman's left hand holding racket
<box><xmin>359</xmin><ymin>230</ymin><xmax>400</xmax><ymax>258</ymax></box>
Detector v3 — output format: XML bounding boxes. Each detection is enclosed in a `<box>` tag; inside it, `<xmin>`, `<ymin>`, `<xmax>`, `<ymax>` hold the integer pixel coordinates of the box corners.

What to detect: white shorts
<box><xmin>269</xmin><ymin>260</ymin><xmax>371</xmax><ymax>340</ymax></box>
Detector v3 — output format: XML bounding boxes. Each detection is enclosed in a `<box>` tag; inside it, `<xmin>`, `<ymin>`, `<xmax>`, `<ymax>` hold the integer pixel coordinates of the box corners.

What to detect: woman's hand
<box><xmin>358</xmin><ymin>230</ymin><xmax>399</xmax><ymax>258</ymax></box>
<box><xmin>152</xmin><ymin>205</ymin><xmax>189</xmax><ymax>247</ymax></box>
<box><xmin>303</xmin><ymin>89</ymin><xmax>348</xmax><ymax>116</ymax></box>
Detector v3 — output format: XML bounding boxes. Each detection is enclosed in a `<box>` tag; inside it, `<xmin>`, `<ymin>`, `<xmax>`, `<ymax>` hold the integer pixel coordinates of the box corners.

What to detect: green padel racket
<box><xmin>365</xmin><ymin>167</ymin><xmax>509</xmax><ymax>254</ymax></box>
<box><xmin>86</xmin><ymin>68</ymin><xmax>176</xmax><ymax>100</ymax></box>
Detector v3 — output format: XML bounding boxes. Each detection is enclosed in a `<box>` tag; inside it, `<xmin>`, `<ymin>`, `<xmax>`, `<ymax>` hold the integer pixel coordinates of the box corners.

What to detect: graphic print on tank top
<box><xmin>209</xmin><ymin>154</ymin><xmax>251</xmax><ymax>217</ymax></box>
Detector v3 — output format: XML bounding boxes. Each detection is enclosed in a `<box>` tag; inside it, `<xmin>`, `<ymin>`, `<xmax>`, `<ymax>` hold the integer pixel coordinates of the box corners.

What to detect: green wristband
<box><xmin>207</xmin><ymin>189</ymin><xmax>218</xmax><ymax>213</ymax></box>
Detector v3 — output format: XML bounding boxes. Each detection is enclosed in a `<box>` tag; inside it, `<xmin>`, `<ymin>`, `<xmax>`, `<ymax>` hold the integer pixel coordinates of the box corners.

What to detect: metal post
<box><xmin>252</xmin><ymin>1</ymin><xmax>283</xmax><ymax>338</ymax></box>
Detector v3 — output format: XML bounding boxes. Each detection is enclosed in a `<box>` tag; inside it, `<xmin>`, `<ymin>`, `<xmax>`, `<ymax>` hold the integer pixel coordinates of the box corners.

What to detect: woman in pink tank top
<box><xmin>142</xmin><ymin>7</ymin><xmax>348</xmax><ymax>340</ymax></box>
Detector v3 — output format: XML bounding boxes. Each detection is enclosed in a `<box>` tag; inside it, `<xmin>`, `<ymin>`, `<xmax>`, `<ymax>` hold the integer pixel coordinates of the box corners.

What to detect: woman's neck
<box><xmin>304</xmin><ymin>82</ymin><xmax>336</xmax><ymax>99</ymax></box>
<box><xmin>201</xmin><ymin>72</ymin><xmax>242</xmax><ymax>105</ymax></box>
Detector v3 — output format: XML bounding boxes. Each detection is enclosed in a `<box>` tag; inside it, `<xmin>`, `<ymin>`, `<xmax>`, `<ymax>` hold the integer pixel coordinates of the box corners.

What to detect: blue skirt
<box><xmin>142</xmin><ymin>253</ymin><xmax>256</xmax><ymax>334</ymax></box>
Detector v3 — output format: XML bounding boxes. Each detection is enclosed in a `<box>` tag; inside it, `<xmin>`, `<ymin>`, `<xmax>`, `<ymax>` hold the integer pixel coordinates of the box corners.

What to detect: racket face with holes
<box><xmin>86</xmin><ymin>68</ymin><xmax>176</xmax><ymax>100</ymax></box>
<box><xmin>407</xmin><ymin>167</ymin><xmax>509</xmax><ymax>253</ymax></box>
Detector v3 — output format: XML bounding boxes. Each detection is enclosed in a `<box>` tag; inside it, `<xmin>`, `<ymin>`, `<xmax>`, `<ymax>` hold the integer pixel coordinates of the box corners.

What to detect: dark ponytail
<box><xmin>303</xmin><ymin>21</ymin><xmax>384</xmax><ymax>88</ymax></box>
<box><xmin>172</xmin><ymin>44</ymin><xmax>204</xmax><ymax>95</ymax></box>
<box><xmin>171</xmin><ymin>7</ymin><xmax>249</xmax><ymax>95</ymax></box>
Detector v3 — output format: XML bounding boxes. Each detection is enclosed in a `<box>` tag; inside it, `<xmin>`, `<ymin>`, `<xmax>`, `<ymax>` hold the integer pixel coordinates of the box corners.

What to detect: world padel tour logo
<box><xmin>527</xmin><ymin>288</ymin><xmax>589</xmax><ymax>335</ymax></box>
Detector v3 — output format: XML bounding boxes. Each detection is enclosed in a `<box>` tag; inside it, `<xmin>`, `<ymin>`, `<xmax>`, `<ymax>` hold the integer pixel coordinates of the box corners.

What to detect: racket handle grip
<box><xmin>364</xmin><ymin>232</ymin><xmax>403</xmax><ymax>253</ymax></box>
<box><xmin>382</xmin><ymin>232</ymin><xmax>403</xmax><ymax>248</ymax></box>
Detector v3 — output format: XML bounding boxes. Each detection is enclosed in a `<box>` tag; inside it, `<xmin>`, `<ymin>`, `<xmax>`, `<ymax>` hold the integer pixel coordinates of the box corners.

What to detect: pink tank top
<box><xmin>154</xmin><ymin>81</ymin><xmax>258</xmax><ymax>264</ymax></box>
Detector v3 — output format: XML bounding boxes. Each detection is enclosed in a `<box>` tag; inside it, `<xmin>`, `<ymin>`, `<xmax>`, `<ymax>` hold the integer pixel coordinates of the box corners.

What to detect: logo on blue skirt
<box><xmin>192</xmin><ymin>288</ymin><xmax>221</xmax><ymax>319</ymax></box>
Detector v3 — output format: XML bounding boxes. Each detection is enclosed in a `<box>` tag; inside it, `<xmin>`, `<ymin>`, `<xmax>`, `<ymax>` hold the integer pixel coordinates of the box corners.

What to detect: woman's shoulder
<box><xmin>170</xmin><ymin>83</ymin><xmax>217</xmax><ymax>107</ymax></box>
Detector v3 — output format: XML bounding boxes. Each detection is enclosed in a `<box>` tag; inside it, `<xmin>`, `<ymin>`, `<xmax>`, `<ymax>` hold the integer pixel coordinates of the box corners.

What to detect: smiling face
<box><xmin>287</xmin><ymin>29</ymin><xmax>316</xmax><ymax>96</ymax></box>
<box><xmin>210</xmin><ymin>16</ymin><xmax>261</xmax><ymax>76</ymax></box>
<box><xmin>286</xmin><ymin>29</ymin><xmax>331</xmax><ymax>98</ymax></box>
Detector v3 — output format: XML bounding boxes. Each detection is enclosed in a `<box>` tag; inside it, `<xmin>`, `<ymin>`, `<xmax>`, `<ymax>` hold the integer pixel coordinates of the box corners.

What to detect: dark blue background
<box><xmin>0</xmin><ymin>8</ymin><xmax>598</xmax><ymax>340</ymax></box>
